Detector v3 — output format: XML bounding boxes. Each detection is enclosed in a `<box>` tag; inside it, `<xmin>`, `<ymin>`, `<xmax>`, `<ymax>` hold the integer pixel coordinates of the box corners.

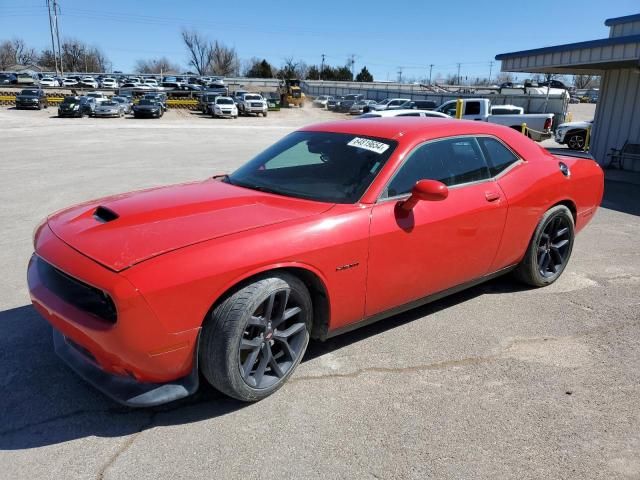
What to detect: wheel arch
<box><xmin>551</xmin><ymin>199</ymin><xmax>577</xmax><ymax>224</ymax></box>
<box><xmin>203</xmin><ymin>264</ymin><xmax>331</xmax><ymax>341</ymax></box>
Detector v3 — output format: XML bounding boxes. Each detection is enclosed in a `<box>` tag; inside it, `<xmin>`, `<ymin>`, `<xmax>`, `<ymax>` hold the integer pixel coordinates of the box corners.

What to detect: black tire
<box><xmin>515</xmin><ymin>205</ymin><xmax>575</xmax><ymax>287</ymax></box>
<box><xmin>200</xmin><ymin>273</ymin><xmax>312</xmax><ymax>402</ymax></box>
<box><xmin>566</xmin><ymin>132</ymin><xmax>586</xmax><ymax>150</ymax></box>
<box><xmin>263</xmin><ymin>111</ymin><xmax>268</xmax><ymax>117</ymax></box>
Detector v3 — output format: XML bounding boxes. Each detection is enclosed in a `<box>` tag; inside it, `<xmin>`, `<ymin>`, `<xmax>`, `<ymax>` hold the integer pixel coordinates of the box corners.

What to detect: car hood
<box><xmin>135</xmin><ymin>104</ymin><xmax>159</xmax><ymax>109</ymax></box>
<box><xmin>17</xmin><ymin>95</ymin><xmax>38</xmax><ymax>99</ymax></box>
<box><xmin>558</xmin><ymin>120</ymin><xmax>592</xmax><ymax>129</ymax></box>
<box><xmin>47</xmin><ymin>179</ymin><xmax>332</xmax><ymax>271</ymax></box>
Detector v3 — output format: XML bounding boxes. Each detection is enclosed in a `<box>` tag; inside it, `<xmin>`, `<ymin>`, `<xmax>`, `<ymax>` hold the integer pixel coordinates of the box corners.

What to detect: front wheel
<box><xmin>200</xmin><ymin>273</ymin><xmax>312</xmax><ymax>402</ymax></box>
<box><xmin>515</xmin><ymin>205</ymin><xmax>575</xmax><ymax>287</ymax></box>
<box><xmin>566</xmin><ymin>133</ymin><xmax>585</xmax><ymax>150</ymax></box>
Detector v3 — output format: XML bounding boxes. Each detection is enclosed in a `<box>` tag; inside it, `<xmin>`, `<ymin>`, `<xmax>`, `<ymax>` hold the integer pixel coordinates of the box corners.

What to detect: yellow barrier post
<box><xmin>455</xmin><ymin>98</ymin><xmax>463</xmax><ymax>119</ymax></box>
<box><xmin>521</xmin><ymin>123</ymin><xmax>527</xmax><ymax>135</ymax></box>
<box><xmin>584</xmin><ymin>126</ymin><xmax>591</xmax><ymax>152</ymax></box>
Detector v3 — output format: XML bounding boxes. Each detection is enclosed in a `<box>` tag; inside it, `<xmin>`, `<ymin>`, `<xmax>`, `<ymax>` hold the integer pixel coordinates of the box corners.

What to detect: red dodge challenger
<box><xmin>28</xmin><ymin>118</ymin><xmax>603</xmax><ymax>406</ymax></box>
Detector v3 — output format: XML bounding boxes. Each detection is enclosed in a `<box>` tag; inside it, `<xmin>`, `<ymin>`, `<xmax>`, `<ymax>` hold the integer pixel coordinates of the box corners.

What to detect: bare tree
<box><xmin>209</xmin><ymin>41</ymin><xmax>238</xmax><ymax>76</ymax></box>
<box><xmin>135</xmin><ymin>57</ymin><xmax>180</xmax><ymax>74</ymax></box>
<box><xmin>59</xmin><ymin>39</ymin><xmax>108</xmax><ymax>72</ymax></box>
<box><xmin>0</xmin><ymin>38</ymin><xmax>37</xmax><ymax>69</ymax></box>
<box><xmin>573</xmin><ymin>74</ymin><xmax>595</xmax><ymax>89</ymax></box>
<box><xmin>181</xmin><ymin>29</ymin><xmax>212</xmax><ymax>75</ymax></box>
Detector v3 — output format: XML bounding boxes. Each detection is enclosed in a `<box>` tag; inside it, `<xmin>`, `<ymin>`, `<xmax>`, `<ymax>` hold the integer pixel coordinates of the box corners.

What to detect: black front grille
<box><xmin>36</xmin><ymin>257</ymin><xmax>117</xmax><ymax>323</ymax></box>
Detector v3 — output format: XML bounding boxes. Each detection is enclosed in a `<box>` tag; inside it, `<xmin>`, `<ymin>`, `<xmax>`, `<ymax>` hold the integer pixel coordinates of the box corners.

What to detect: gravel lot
<box><xmin>1</xmin><ymin>103</ymin><xmax>638</xmax><ymax>480</ymax></box>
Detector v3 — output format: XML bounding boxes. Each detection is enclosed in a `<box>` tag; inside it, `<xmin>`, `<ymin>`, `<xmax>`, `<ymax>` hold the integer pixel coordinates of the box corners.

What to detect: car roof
<box><xmin>300</xmin><ymin>117</ymin><xmax>521</xmax><ymax>143</ymax></box>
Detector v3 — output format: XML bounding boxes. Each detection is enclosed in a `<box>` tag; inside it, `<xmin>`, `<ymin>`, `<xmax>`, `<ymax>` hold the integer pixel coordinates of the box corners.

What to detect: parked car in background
<box><xmin>335</xmin><ymin>94</ymin><xmax>364</xmax><ymax>113</ymax></box>
<box><xmin>435</xmin><ymin>98</ymin><xmax>554</xmax><ymax>141</ymax></box>
<box><xmin>101</xmin><ymin>78</ymin><xmax>118</xmax><ymax>89</ymax></box>
<box><xmin>554</xmin><ymin>120</ymin><xmax>592</xmax><ymax>150</ymax></box>
<box><xmin>348</xmin><ymin>99</ymin><xmax>378</xmax><ymax>115</ymax></box>
<box><xmin>490</xmin><ymin>105</ymin><xmax>524</xmax><ymax>115</ymax></box>
<box><xmin>232</xmin><ymin>90</ymin><xmax>249</xmax><ymax>104</ymax></box>
<box><xmin>27</xmin><ymin>118</ymin><xmax>603</xmax><ymax>406</ymax></box>
<box><xmin>79</xmin><ymin>77</ymin><xmax>99</xmax><ymax>89</ymax></box>
<box><xmin>312</xmin><ymin>95</ymin><xmax>334</xmax><ymax>108</ymax></box>
<box><xmin>111</xmin><ymin>96</ymin><xmax>133</xmax><ymax>114</ymax></box>
<box><xmin>327</xmin><ymin>96</ymin><xmax>345</xmax><ymax>111</ymax></box>
<box><xmin>62</xmin><ymin>78</ymin><xmax>79</xmax><ymax>87</ymax></box>
<box><xmin>399</xmin><ymin>100</ymin><xmax>437</xmax><ymax>111</ymax></box>
<box><xmin>370</xmin><ymin>98</ymin><xmax>411</xmax><ymax>111</ymax></box>
<box><xmin>238</xmin><ymin>93</ymin><xmax>268</xmax><ymax>117</ymax></box>
<box><xmin>39</xmin><ymin>77</ymin><xmax>59</xmax><ymax>87</ymax></box>
<box><xmin>132</xmin><ymin>99</ymin><xmax>163</xmax><ymax>118</ymax></box>
<box><xmin>356</xmin><ymin>109</ymin><xmax>450</xmax><ymax>119</ymax></box>
<box><xmin>265</xmin><ymin>92</ymin><xmax>281</xmax><ymax>111</ymax></box>
<box><xmin>16</xmin><ymin>72</ymin><xmax>36</xmax><ymax>85</ymax></box>
<box><xmin>143</xmin><ymin>78</ymin><xmax>158</xmax><ymax>88</ymax></box>
<box><xmin>15</xmin><ymin>88</ymin><xmax>48</xmax><ymax>109</ymax></box>
<box><xmin>94</xmin><ymin>100</ymin><xmax>125</xmax><ymax>118</ymax></box>
<box><xmin>86</xmin><ymin>91</ymin><xmax>108</xmax><ymax>104</ymax></box>
<box><xmin>199</xmin><ymin>92</ymin><xmax>222</xmax><ymax>114</ymax></box>
<box><xmin>211</xmin><ymin>96</ymin><xmax>238</xmax><ymax>118</ymax></box>
<box><xmin>143</xmin><ymin>92</ymin><xmax>168</xmax><ymax>112</ymax></box>
<box><xmin>57</xmin><ymin>96</ymin><xmax>95</xmax><ymax>117</ymax></box>
<box><xmin>0</xmin><ymin>73</ymin><xmax>17</xmax><ymax>85</ymax></box>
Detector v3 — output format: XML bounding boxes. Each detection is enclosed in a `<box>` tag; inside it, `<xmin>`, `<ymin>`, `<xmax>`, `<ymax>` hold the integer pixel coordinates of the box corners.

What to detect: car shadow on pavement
<box><xmin>0</xmin><ymin>275</ymin><xmax>525</xmax><ymax>450</ymax></box>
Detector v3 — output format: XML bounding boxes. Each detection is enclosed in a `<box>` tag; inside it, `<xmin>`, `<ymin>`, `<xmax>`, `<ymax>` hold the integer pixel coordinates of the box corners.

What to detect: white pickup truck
<box><xmin>435</xmin><ymin>99</ymin><xmax>554</xmax><ymax>141</ymax></box>
<box><xmin>237</xmin><ymin>93</ymin><xmax>268</xmax><ymax>117</ymax></box>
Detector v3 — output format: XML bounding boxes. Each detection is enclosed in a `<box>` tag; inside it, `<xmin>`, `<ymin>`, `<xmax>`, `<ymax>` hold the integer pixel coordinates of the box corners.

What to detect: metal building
<box><xmin>495</xmin><ymin>13</ymin><xmax>640</xmax><ymax>172</ymax></box>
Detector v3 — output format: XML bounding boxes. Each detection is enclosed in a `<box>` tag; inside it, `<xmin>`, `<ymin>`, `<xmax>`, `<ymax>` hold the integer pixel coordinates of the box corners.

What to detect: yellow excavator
<box><xmin>279</xmin><ymin>79</ymin><xmax>305</xmax><ymax>108</ymax></box>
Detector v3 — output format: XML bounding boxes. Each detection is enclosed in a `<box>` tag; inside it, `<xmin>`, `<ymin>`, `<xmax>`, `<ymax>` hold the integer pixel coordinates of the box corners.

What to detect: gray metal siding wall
<box><xmin>591</xmin><ymin>68</ymin><xmax>640</xmax><ymax>170</ymax></box>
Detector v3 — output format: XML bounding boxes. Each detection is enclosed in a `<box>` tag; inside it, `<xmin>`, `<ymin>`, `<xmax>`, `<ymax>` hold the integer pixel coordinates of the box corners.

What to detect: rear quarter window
<box><xmin>478</xmin><ymin>137</ymin><xmax>520</xmax><ymax>176</ymax></box>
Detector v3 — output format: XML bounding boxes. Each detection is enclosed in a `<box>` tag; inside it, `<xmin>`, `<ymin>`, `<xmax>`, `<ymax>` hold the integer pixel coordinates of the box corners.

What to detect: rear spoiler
<box><xmin>545</xmin><ymin>148</ymin><xmax>595</xmax><ymax>160</ymax></box>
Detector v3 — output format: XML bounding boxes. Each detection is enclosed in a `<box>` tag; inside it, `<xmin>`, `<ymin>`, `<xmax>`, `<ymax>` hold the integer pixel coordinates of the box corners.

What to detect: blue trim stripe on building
<box><xmin>605</xmin><ymin>13</ymin><xmax>640</xmax><ymax>26</ymax></box>
<box><xmin>495</xmin><ymin>34</ymin><xmax>640</xmax><ymax>60</ymax></box>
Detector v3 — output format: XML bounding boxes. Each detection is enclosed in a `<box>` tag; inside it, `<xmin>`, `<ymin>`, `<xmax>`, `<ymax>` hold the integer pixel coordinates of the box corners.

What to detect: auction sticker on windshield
<box><xmin>347</xmin><ymin>137</ymin><xmax>390</xmax><ymax>154</ymax></box>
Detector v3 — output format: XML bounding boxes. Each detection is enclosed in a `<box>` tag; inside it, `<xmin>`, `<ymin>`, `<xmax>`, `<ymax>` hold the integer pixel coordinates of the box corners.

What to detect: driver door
<box><xmin>365</xmin><ymin>136</ymin><xmax>508</xmax><ymax>317</ymax></box>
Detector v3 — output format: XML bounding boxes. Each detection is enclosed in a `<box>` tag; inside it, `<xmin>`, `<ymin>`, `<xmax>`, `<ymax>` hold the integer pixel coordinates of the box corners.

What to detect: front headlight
<box><xmin>73</xmin><ymin>105</ymin><xmax>79</xmax><ymax>110</ymax></box>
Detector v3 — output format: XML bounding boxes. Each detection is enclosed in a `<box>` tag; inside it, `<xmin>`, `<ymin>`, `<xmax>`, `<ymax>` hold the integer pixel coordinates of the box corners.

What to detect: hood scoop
<box><xmin>93</xmin><ymin>206</ymin><xmax>119</xmax><ymax>223</ymax></box>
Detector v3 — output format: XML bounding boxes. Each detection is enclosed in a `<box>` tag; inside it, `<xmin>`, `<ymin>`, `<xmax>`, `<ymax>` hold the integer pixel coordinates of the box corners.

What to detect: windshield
<box><xmin>216</xmin><ymin>98</ymin><xmax>234</xmax><ymax>105</ymax></box>
<box><xmin>102</xmin><ymin>102</ymin><xmax>118</xmax><ymax>106</ymax></box>
<box><xmin>227</xmin><ymin>131</ymin><xmax>397</xmax><ymax>203</ymax></box>
<box><xmin>138</xmin><ymin>100</ymin><xmax>156</xmax><ymax>106</ymax></box>
<box><xmin>62</xmin><ymin>97</ymin><xmax>78</xmax><ymax>104</ymax></box>
<box><xmin>377</xmin><ymin>99</ymin><xmax>390</xmax><ymax>105</ymax></box>
<box><xmin>245</xmin><ymin>95</ymin><xmax>261</xmax><ymax>100</ymax></box>
<box><xmin>112</xmin><ymin>97</ymin><xmax>126</xmax><ymax>103</ymax></box>
<box><xmin>21</xmin><ymin>90</ymin><xmax>38</xmax><ymax>95</ymax></box>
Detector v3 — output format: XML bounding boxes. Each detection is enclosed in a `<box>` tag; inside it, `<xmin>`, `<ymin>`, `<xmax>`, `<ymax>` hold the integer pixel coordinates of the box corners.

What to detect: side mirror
<box><xmin>399</xmin><ymin>180</ymin><xmax>448</xmax><ymax>211</ymax></box>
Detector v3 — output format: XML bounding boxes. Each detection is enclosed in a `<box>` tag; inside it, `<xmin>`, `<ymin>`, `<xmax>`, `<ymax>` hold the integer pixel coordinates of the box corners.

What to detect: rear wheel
<box><xmin>515</xmin><ymin>205</ymin><xmax>575</xmax><ymax>287</ymax></box>
<box><xmin>200</xmin><ymin>273</ymin><xmax>312</xmax><ymax>402</ymax></box>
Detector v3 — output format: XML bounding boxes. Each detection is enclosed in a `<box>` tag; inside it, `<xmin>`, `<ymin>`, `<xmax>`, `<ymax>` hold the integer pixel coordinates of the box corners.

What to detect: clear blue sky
<box><xmin>1</xmin><ymin>0</ymin><xmax>638</xmax><ymax>80</ymax></box>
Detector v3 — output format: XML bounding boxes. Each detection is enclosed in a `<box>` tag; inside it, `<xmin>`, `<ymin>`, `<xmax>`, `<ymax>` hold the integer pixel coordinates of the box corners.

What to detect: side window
<box><xmin>478</xmin><ymin>137</ymin><xmax>519</xmax><ymax>176</ymax></box>
<box><xmin>464</xmin><ymin>101</ymin><xmax>481</xmax><ymax>115</ymax></box>
<box><xmin>384</xmin><ymin>137</ymin><xmax>490</xmax><ymax>197</ymax></box>
<box><xmin>398</xmin><ymin>112</ymin><xmax>421</xmax><ymax>117</ymax></box>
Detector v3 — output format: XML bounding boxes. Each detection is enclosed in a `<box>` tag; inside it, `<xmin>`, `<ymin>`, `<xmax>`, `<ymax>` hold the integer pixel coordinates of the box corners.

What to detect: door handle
<box><xmin>485</xmin><ymin>191</ymin><xmax>501</xmax><ymax>202</ymax></box>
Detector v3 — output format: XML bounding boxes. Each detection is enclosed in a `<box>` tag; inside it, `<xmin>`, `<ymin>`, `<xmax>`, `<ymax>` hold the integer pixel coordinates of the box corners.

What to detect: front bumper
<box><xmin>53</xmin><ymin>329</ymin><xmax>199</xmax><ymax>407</ymax></box>
<box><xmin>16</xmin><ymin>101</ymin><xmax>39</xmax><ymax>109</ymax></box>
<box><xmin>555</xmin><ymin>130</ymin><xmax>567</xmax><ymax>144</ymax></box>
<box><xmin>28</xmin><ymin>225</ymin><xmax>200</xmax><ymax>406</ymax></box>
<box><xmin>95</xmin><ymin>111</ymin><xmax>121</xmax><ymax>117</ymax></box>
<box><xmin>133</xmin><ymin>110</ymin><xmax>161</xmax><ymax>117</ymax></box>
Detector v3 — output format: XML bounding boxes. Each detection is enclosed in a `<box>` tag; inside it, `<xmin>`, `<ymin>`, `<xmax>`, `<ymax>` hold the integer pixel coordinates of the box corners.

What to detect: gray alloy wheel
<box><xmin>567</xmin><ymin>133</ymin><xmax>585</xmax><ymax>150</ymax></box>
<box><xmin>200</xmin><ymin>273</ymin><xmax>312</xmax><ymax>402</ymax></box>
<box><xmin>515</xmin><ymin>205</ymin><xmax>575</xmax><ymax>287</ymax></box>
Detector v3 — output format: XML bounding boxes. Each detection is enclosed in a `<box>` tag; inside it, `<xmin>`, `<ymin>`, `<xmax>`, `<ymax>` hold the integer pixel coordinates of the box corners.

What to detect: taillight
<box><xmin>544</xmin><ymin>118</ymin><xmax>553</xmax><ymax>130</ymax></box>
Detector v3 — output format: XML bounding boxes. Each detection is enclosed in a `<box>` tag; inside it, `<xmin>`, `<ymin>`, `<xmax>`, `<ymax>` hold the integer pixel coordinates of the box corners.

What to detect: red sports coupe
<box><xmin>28</xmin><ymin>118</ymin><xmax>603</xmax><ymax>406</ymax></box>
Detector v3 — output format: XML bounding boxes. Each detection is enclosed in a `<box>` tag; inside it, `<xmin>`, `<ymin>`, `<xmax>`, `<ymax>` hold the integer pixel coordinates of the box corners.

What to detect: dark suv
<box><xmin>57</xmin><ymin>96</ymin><xmax>95</xmax><ymax>118</ymax></box>
<box><xmin>15</xmin><ymin>89</ymin><xmax>48</xmax><ymax>110</ymax></box>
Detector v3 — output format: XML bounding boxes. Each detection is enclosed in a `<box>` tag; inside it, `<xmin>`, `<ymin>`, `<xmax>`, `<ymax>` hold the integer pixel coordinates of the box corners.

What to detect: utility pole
<box><xmin>488</xmin><ymin>60</ymin><xmax>494</xmax><ymax>84</ymax></box>
<box><xmin>320</xmin><ymin>53</ymin><xmax>325</xmax><ymax>80</ymax></box>
<box><xmin>456</xmin><ymin>63</ymin><xmax>461</xmax><ymax>85</ymax></box>
<box><xmin>429</xmin><ymin>64</ymin><xmax>434</xmax><ymax>85</ymax></box>
<box><xmin>397</xmin><ymin>67</ymin><xmax>403</xmax><ymax>83</ymax></box>
<box><xmin>53</xmin><ymin>0</ymin><xmax>63</xmax><ymax>75</ymax></box>
<box><xmin>348</xmin><ymin>54</ymin><xmax>355</xmax><ymax>80</ymax></box>
<box><xmin>46</xmin><ymin>0</ymin><xmax>59</xmax><ymax>76</ymax></box>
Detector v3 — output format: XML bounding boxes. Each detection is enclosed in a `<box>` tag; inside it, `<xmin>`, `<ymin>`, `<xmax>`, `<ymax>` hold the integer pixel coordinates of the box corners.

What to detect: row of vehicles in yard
<box><xmin>56</xmin><ymin>91</ymin><xmax>167</xmax><ymax>118</ymax></box>
<box><xmin>316</xmin><ymin>95</ymin><xmax>555</xmax><ymax>142</ymax></box>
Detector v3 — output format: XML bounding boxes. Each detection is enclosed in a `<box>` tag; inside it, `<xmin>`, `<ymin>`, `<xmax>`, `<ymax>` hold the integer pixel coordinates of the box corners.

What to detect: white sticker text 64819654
<box><xmin>347</xmin><ymin>137</ymin><xmax>390</xmax><ymax>154</ymax></box>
